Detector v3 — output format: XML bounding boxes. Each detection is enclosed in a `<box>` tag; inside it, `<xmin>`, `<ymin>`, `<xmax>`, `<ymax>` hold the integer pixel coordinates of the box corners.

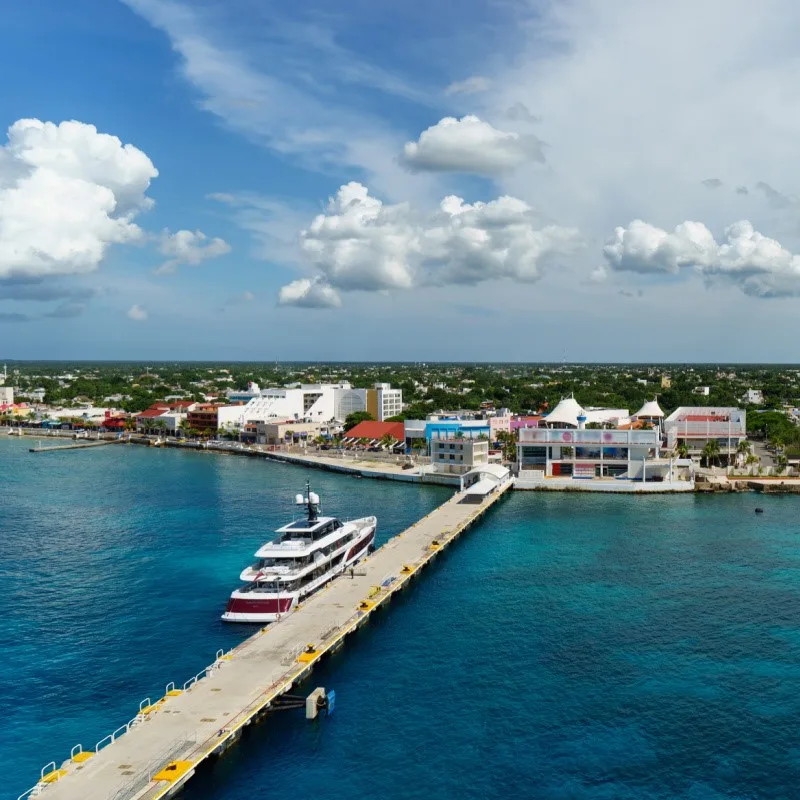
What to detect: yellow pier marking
<box><xmin>153</xmin><ymin>761</ymin><xmax>193</xmax><ymax>782</ymax></box>
<box><xmin>297</xmin><ymin>644</ymin><xmax>320</xmax><ymax>663</ymax></box>
<box><xmin>71</xmin><ymin>752</ymin><xmax>94</xmax><ymax>763</ymax></box>
<box><xmin>41</xmin><ymin>769</ymin><xmax>68</xmax><ymax>784</ymax></box>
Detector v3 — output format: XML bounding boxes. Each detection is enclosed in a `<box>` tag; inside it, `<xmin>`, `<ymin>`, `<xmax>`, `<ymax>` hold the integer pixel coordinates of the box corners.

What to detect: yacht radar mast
<box><xmin>295</xmin><ymin>481</ymin><xmax>321</xmax><ymax>522</ymax></box>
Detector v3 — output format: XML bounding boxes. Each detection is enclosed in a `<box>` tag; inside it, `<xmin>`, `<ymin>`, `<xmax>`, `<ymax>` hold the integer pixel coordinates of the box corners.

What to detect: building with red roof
<box><xmin>343</xmin><ymin>420</ymin><xmax>405</xmax><ymax>443</ymax></box>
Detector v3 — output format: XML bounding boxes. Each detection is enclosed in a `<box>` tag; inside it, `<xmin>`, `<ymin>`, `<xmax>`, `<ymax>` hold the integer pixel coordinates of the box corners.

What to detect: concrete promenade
<box><xmin>24</xmin><ymin>480</ymin><xmax>512</xmax><ymax>800</ymax></box>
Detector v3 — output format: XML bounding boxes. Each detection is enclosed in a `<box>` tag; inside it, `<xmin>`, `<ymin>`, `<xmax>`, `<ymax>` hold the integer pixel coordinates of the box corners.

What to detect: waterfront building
<box><xmin>663</xmin><ymin>406</ymin><xmax>747</xmax><ymax>463</ymax></box>
<box><xmin>342</xmin><ymin>420</ymin><xmax>405</xmax><ymax>448</ymax></box>
<box><xmin>517</xmin><ymin>426</ymin><xmax>686</xmax><ymax>481</ymax></box>
<box><xmin>184</xmin><ymin>403</ymin><xmax>244</xmax><ymax>436</ymax></box>
<box><xmin>426</xmin><ymin>418</ymin><xmax>491</xmax><ymax>441</ymax></box>
<box><xmin>186</xmin><ymin>404</ymin><xmax>219</xmax><ymax>435</ymax></box>
<box><xmin>431</xmin><ymin>437</ymin><xmax>490</xmax><ymax>475</ymax></box>
<box><xmin>255</xmin><ymin>420</ymin><xmax>323</xmax><ymax>445</ymax></box>
<box><xmin>0</xmin><ymin>386</ymin><xmax>13</xmax><ymax>404</ymax></box>
<box><xmin>239</xmin><ymin>383</ymin><xmax>367</xmax><ymax>426</ymax></box>
<box><xmin>403</xmin><ymin>419</ymin><xmax>428</xmax><ymax>451</ymax></box>
<box><xmin>366</xmin><ymin>383</ymin><xmax>403</xmax><ymax>422</ymax></box>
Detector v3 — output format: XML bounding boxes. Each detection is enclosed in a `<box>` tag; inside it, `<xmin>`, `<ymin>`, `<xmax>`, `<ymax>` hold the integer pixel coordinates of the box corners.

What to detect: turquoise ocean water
<box><xmin>3</xmin><ymin>437</ymin><xmax>800</xmax><ymax>799</ymax></box>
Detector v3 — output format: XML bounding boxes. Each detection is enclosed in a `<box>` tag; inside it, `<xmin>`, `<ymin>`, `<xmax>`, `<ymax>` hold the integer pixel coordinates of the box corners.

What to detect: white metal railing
<box><xmin>95</xmin><ymin>722</ymin><xmax>131</xmax><ymax>753</ymax></box>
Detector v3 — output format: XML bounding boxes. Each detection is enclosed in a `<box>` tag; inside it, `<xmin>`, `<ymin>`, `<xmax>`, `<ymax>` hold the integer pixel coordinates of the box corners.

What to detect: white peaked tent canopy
<box><xmin>544</xmin><ymin>396</ymin><xmax>585</xmax><ymax>427</ymax></box>
<box><xmin>633</xmin><ymin>399</ymin><xmax>665</xmax><ymax>419</ymax></box>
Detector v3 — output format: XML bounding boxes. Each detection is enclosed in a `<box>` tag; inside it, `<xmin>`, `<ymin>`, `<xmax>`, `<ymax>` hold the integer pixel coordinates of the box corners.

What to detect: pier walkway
<box><xmin>29</xmin><ymin>440</ymin><xmax>123</xmax><ymax>453</ymax></box>
<box><xmin>24</xmin><ymin>479</ymin><xmax>512</xmax><ymax>800</ymax></box>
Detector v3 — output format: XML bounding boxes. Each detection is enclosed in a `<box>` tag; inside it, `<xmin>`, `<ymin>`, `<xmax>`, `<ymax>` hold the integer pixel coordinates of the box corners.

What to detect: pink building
<box><xmin>510</xmin><ymin>415</ymin><xmax>543</xmax><ymax>432</ymax></box>
<box><xmin>488</xmin><ymin>413</ymin><xmax>512</xmax><ymax>436</ymax></box>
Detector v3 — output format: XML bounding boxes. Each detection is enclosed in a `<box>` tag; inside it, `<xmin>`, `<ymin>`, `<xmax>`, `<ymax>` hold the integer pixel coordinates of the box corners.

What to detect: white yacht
<box><xmin>222</xmin><ymin>484</ymin><xmax>377</xmax><ymax>623</ymax></box>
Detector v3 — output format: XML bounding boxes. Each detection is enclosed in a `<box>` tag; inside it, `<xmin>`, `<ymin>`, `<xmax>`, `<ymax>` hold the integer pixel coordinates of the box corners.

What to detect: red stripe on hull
<box><xmin>225</xmin><ymin>596</ymin><xmax>294</xmax><ymax>614</ymax></box>
<box><xmin>347</xmin><ymin>530</ymin><xmax>375</xmax><ymax>561</ymax></box>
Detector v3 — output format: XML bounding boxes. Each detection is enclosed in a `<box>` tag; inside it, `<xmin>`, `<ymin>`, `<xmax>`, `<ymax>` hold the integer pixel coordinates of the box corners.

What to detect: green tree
<box><xmin>496</xmin><ymin>430</ymin><xmax>517</xmax><ymax>461</ymax></box>
<box><xmin>345</xmin><ymin>411</ymin><xmax>374</xmax><ymax>429</ymax></box>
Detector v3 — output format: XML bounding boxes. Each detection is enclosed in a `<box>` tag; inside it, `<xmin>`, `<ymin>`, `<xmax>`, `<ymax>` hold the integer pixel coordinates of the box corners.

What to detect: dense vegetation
<box><xmin>4</xmin><ymin>361</ymin><xmax>800</xmax><ymax>419</ymax></box>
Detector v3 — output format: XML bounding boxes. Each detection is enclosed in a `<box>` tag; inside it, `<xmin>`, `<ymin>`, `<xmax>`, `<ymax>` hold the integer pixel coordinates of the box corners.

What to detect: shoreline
<box><xmin>5</xmin><ymin>427</ymin><xmax>800</xmax><ymax>494</ymax></box>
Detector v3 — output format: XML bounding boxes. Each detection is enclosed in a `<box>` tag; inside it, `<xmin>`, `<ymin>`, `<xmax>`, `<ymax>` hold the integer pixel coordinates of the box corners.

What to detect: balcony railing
<box><xmin>518</xmin><ymin>429</ymin><xmax>658</xmax><ymax>446</ymax></box>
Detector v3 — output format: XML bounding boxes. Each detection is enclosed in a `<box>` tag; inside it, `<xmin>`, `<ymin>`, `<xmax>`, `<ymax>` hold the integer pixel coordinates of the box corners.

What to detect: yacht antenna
<box><xmin>306</xmin><ymin>480</ymin><xmax>320</xmax><ymax>522</ymax></box>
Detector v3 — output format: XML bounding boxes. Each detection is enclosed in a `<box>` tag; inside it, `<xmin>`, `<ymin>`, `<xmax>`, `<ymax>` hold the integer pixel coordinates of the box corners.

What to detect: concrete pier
<box><xmin>28</xmin><ymin>440</ymin><xmax>123</xmax><ymax>453</ymax></box>
<box><xmin>21</xmin><ymin>479</ymin><xmax>512</xmax><ymax>800</ymax></box>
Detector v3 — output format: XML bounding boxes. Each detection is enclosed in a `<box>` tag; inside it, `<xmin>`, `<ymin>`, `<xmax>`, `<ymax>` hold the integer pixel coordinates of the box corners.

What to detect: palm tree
<box><xmin>496</xmin><ymin>430</ymin><xmax>518</xmax><ymax>462</ymax></box>
<box><xmin>379</xmin><ymin>433</ymin><xmax>396</xmax><ymax>450</ymax></box>
<box><xmin>702</xmin><ymin>439</ymin><xmax>720</xmax><ymax>468</ymax></box>
<box><xmin>676</xmin><ymin>440</ymin><xmax>689</xmax><ymax>459</ymax></box>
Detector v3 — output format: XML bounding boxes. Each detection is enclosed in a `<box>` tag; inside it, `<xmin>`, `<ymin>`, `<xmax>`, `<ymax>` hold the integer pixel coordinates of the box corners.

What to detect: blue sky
<box><xmin>3</xmin><ymin>0</ymin><xmax>800</xmax><ymax>361</ymax></box>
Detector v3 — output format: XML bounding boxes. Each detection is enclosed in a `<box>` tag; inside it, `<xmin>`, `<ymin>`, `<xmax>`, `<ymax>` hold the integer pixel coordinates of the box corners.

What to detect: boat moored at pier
<box><xmin>222</xmin><ymin>484</ymin><xmax>377</xmax><ymax>623</ymax></box>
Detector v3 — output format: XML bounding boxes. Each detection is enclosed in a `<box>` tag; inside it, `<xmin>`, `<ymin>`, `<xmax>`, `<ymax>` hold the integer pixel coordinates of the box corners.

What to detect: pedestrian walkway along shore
<box><xmin>21</xmin><ymin>479</ymin><xmax>513</xmax><ymax>800</ymax></box>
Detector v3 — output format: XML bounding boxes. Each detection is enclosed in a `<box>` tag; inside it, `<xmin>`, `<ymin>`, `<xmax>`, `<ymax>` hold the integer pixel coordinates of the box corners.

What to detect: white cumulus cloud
<box><xmin>603</xmin><ymin>219</ymin><xmax>800</xmax><ymax>297</ymax></box>
<box><xmin>400</xmin><ymin>115</ymin><xmax>545</xmax><ymax>175</ymax></box>
<box><xmin>0</xmin><ymin>119</ymin><xmax>158</xmax><ymax>281</ymax></box>
<box><xmin>127</xmin><ymin>303</ymin><xmax>148</xmax><ymax>321</ymax></box>
<box><xmin>278</xmin><ymin>182</ymin><xmax>582</xmax><ymax>306</ymax></box>
<box><xmin>156</xmin><ymin>229</ymin><xmax>231</xmax><ymax>274</ymax></box>
<box><xmin>278</xmin><ymin>278</ymin><xmax>342</xmax><ymax>309</ymax></box>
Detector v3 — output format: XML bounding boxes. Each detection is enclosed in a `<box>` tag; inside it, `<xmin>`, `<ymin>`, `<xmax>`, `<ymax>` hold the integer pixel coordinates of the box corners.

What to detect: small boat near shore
<box><xmin>222</xmin><ymin>483</ymin><xmax>377</xmax><ymax>623</ymax></box>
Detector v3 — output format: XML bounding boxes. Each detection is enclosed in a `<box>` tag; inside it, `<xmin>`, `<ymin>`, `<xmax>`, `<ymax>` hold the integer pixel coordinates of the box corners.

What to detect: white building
<box><xmin>517</xmin><ymin>427</ymin><xmax>686</xmax><ymax>482</ymax></box>
<box><xmin>0</xmin><ymin>386</ymin><xmax>13</xmax><ymax>404</ymax></box>
<box><xmin>158</xmin><ymin>411</ymin><xmax>187</xmax><ymax>434</ymax></box>
<box><xmin>743</xmin><ymin>388</ymin><xmax>764</xmax><ymax>405</ymax></box>
<box><xmin>693</xmin><ymin>386</ymin><xmax>711</xmax><ymax>396</ymax></box>
<box><xmin>238</xmin><ymin>383</ymin><xmax>366</xmax><ymax>427</ymax></box>
<box><xmin>431</xmin><ymin>438</ymin><xmax>489</xmax><ymax>475</ymax></box>
<box><xmin>367</xmin><ymin>383</ymin><xmax>403</xmax><ymax>421</ymax></box>
<box><xmin>663</xmin><ymin>407</ymin><xmax>747</xmax><ymax>462</ymax></box>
